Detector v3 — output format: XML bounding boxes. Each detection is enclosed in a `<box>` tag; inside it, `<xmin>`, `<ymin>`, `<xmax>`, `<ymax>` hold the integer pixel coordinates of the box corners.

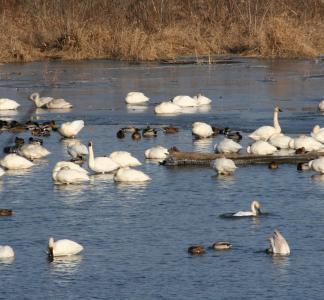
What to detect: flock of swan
<box><xmin>1</xmin><ymin>91</ymin><xmax>323</xmax><ymax>260</ymax></box>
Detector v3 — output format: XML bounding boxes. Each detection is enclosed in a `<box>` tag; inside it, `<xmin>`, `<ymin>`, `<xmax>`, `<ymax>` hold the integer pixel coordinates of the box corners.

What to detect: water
<box><xmin>0</xmin><ymin>58</ymin><xmax>324</xmax><ymax>299</ymax></box>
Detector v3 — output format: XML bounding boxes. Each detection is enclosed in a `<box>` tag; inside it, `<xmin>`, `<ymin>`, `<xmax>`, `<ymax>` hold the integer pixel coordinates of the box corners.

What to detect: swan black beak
<box><xmin>256</xmin><ymin>208</ymin><xmax>262</xmax><ymax>215</ymax></box>
<box><xmin>47</xmin><ymin>247</ymin><xmax>54</xmax><ymax>263</ymax></box>
<box><xmin>278</xmin><ymin>108</ymin><xmax>282</xmax><ymax>112</ymax></box>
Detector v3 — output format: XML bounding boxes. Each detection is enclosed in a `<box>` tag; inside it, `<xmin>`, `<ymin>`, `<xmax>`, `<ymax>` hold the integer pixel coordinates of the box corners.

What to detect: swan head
<box><xmin>29</xmin><ymin>92</ymin><xmax>39</xmax><ymax>102</ymax></box>
<box><xmin>274</xmin><ymin>106</ymin><xmax>282</xmax><ymax>113</ymax></box>
<box><xmin>251</xmin><ymin>200</ymin><xmax>261</xmax><ymax>215</ymax></box>
<box><xmin>88</xmin><ymin>141</ymin><xmax>93</xmax><ymax>147</ymax></box>
<box><xmin>312</xmin><ymin>124</ymin><xmax>321</xmax><ymax>134</ymax></box>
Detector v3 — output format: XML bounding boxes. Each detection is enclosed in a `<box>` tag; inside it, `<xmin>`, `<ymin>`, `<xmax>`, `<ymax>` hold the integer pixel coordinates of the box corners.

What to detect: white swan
<box><xmin>29</xmin><ymin>93</ymin><xmax>72</xmax><ymax>109</ymax></box>
<box><xmin>53</xmin><ymin>166</ymin><xmax>90</xmax><ymax>184</ymax></box>
<box><xmin>172</xmin><ymin>95</ymin><xmax>198</xmax><ymax>107</ymax></box>
<box><xmin>0</xmin><ymin>154</ymin><xmax>34</xmax><ymax>170</ymax></box>
<box><xmin>0</xmin><ymin>98</ymin><xmax>20</xmax><ymax>110</ymax></box>
<box><xmin>308</xmin><ymin>157</ymin><xmax>324</xmax><ymax>174</ymax></box>
<box><xmin>18</xmin><ymin>144</ymin><xmax>50</xmax><ymax>160</ymax></box>
<box><xmin>192</xmin><ymin>122</ymin><xmax>214</xmax><ymax>138</ymax></box>
<box><xmin>319</xmin><ymin>100</ymin><xmax>324</xmax><ymax>111</ymax></box>
<box><xmin>145</xmin><ymin>146</ymin><xmax>169</xmax><ymax>159</ymax></box>
<box><xmin>154</xmin><ymin>101</ymin><xmax>182</xmax><ymax>114</ymax></box>
<box><xmin>213</xmin><ymin>158</ymin><xmax>237</xmax><ymax>175</ymax></box>
<box><xmin>288</xmin><ymin>135</ymin><xmax>324</xmax><ymax>152</ymax></box>
<box><xmin>214</xmin><ymin>138</ymin><xmax>242</xmax><ymax>153</ymax></box>
<box><xmin>125</xmin><ymin>92</ymin><xmax>149</xmax><ymax>104</ymax></box>
<box><xmin>311</xmin><ymin>125</ymin><xmax>324</xmax><ymax>144</ymax></box>
<box><xmin>232</xmin><ymin>200</ymin><xmax>262</xmax><ymax>217</ymax></box>
<box><xmin>193</xmin><ymin>94</ymin><xmax>212</xmax><ymax>106</ymax></box>
<box><xmin>247</xmin><ymin>141</ymin><xmax>277</xmax><ymax>155</ymax></box>
<box><xmin>67</xmin><ymin>141</ymin><xmax>89</xmax><ymax>159</ymax></box>
<box><xmin>88</xmin><ymin>142</ymin><xmax>119</xmax><ymax>173</ymax></box>
<box><xmin>109</xmin><ymin>151</ymin><xmax>141</xmax><ymax>167</ymax></box>
<box><xmin>249</xmin><ymin>106</ymin><xmax>282</xmax><ymax>141</ymax></box>
<box><xmin>267</xmin><ymin>229</ymin><xmax>290</xmax><ymax>255</ymax></box>
<box><xmin>268</xmin><ymin>133</ymin><xmax>293</xmax><ymax>149</ymax></box>
<box><xmin>58</xmin><ymin>120</ymin><xmax>84</xmax><ymax>138</ymax></box>
<box><xmin>52</xmin><ymin>161</ymin><xmax>88</xmax><ymax>180</ymax></box>
<box><xmin>113</xmin><ymin>167</ymin><xmax>151</xmax><ymax>182</ymax></box>
<box><xmin>0</xmin><ymin>245</ymin><xmax>14</xmax><ymax>259</ymax></box>
<box><xmin>48</xmin><ymin>237</ymin><xmax>83</xmax><ymax>258</ymax></box>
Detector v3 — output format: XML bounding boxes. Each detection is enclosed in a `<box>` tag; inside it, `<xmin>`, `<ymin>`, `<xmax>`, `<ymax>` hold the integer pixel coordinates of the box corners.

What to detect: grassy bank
<box><xmin>0</xmin><ymin>0</ymin><xmax>323</xmax><ymax>62</ymax></box>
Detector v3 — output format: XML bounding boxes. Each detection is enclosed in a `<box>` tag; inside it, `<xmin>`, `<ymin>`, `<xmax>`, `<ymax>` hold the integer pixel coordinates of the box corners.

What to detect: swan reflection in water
<box><xmin>193</xmin><ymin>138</ymin><xmax>213</xmax><ymax>152</ymax></box>
<box><xmin>0</xmin><ymin>257</ymin><xmax>14</xmax><ymax>265</ymax></box>
<box><xmin>35</xmin><ymin>108</ymin><xmax>72</xmax><ymax>114</ymax></box>
<box><xmin>115</xmin><ymin>181</ymin><xmax>149</xmax><ymax>200</ymax></box>
<box><xmin>0</xmin><ymin>110</ymin><xmax>18</xmax><ymax>118</ymax></box>
<box><xmin>53</xmin><ymin>182</ymin><xmax>94</xmax><ymax>204</ymax></box>
<box><xmin>126</xmin><ymin>104</ymin><xmax>148</xmax><ymax>113</ymax></box>
<box><xmin>49</xmin><ymin>255</ymin><xmax>83</xmax><ymax>275</ymax></box>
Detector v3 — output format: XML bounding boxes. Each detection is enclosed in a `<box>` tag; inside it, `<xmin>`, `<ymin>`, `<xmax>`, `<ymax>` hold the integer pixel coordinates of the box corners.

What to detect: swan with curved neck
<box><xmin>48</xmin><ymin>237</ymin><xmax>83</xmax><ymax>261</ymax></box>
<box><xmin>232</xmin><ymin>200</ymin><xmax>262</xmax><ymax>217</ymax></box>
<box><xmin>249</xmin><ymin>107</ymin><xmax>282</xmax><ymax>141</ymax></box>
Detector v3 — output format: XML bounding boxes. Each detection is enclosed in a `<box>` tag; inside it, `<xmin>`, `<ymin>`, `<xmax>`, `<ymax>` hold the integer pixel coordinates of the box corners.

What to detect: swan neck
<box><xmin>273</xmin><ymin>110</ymin><xmax>281</xmax><ymax>132</ymax></box>
<box><xmin>88</xmin><ymin>145</ymin><xmax>95</xmax><ymax>168</ymax></box>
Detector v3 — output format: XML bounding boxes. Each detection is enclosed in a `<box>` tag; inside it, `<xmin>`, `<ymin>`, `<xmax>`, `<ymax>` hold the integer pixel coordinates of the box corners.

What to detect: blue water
<box><xmin>0</xmin><ymin>58</ymin><xmax>324</xmax><ymax>299</ymax></box>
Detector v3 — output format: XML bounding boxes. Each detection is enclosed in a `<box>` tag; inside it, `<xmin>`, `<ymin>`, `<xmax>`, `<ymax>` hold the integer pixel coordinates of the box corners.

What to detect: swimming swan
<box><xmin>214</xmin><ymin>138</ymin><xmax>242</xmax><ymax>153</ymax></box>
<box><xmin>53</xmin><ymin>167</ymin><xmax>90</xmax><ymax>184</ymax></box>
<box><xmin>52</xmin><ymin>161</ymin><xmax>88</xmax><ymax>180</ymax></box>
<box><xmin>48</xmin><ymin>237</ymin><xmax>83</xmax><ymax>259</ymax></box>
<box><xmin>172</xmin><ymin>95</ymin><xmax>198</xmax><ymax>107</ymax></box>
<box><xmin>154</xmin><ymin>101</ymin><xmax>182</xmax><ymax>114</ymax></box>
<box><xmin>145</xmin><ymin>146</ymin><xmax>169</xmax><ymax>159</ymax></box>
<box><xmin>267</xmin><ymin>229</ymin><xmax>290</xmax><ymax>255</ymax></box>
<box><xmin>247</xmin><ymin>141</ymin><xmax>277</xmax><ymax>155</ymax></box>
<box><xmin>67</xmin><ymin>140</ymin><xmax>89</xmax><ymax>160</ymax></box>
<box><xmin>0</xmin><ymin>98</ymin><xmax>20</xmax><ymax>110</ymax></box>
<box><xmin>88</xmin><ymin>142</ymin><xmax>119</xmax><ymax>173</ymax></box>
<box><xmin>192</xmin><ymin>122</ymin><xmax>214</xmax><ymax>138</ymax></box>
<box><xmin>0</xmin><ymin>154</ymin><xmax>34</xmax><ymax>170</ymax></box>
<box><xmin>213</xmin><ymin>158</ymin><xmax>237</xmax><ymax>175</ymax></box>
<box><xmin>29</xmin><ymin>93</ymin><xmax>72</xmax><ymax>109</ymax></box>
<box><xmin>308</xmin><ymin>157</ymin><xmax>324</xmax><ymax>174</ymax></box>
<box><xmin>18</xmin><ymin>144</ymin><xmax>50</xmax><ymax>160</ymax></box>
<box><xmin>125</xmin><ymin>92</ymin><xmax>149</xmax><ymax>104</ymax></box>
<box><xmin>228</xmin><ymin>200</ymin><xmax>262</xmax><ymax>217</ymax></box>
<box><xmin>113</xmin><ymin>167</ymin><xmax>151</xmax><ymax>182</ymax></box>
<box><xmin>109</xmin><ymin>151</ymin><xmax>141</xmax><ymax>167</ymax></box>
<box><xmin>0</xmin><ymin>245</ymin><xmax>14</xmax><ymax>259</ymax></box>
<box><xmin>249</xmin><ymin>106</ymin><xmax>282</xmax><ymax>141</ymax></box>
<box><xmin>268</xmin><ymin>133</ymin><xmax>293</xmax><ymax>149</ymax></box>
<box><xmin>311</xmin><ymin>125</ymin><xmax>324</xmax><ymax>144</ymax></box>
<box><xmin>58</xmin><ymin>120</ymin><xmax>84</xmax><ymax>138</ymax></box>
<box><xmin>193</xmin><ymin>94</ymin><xmax>212</xmax><ymax>106</ymax></box>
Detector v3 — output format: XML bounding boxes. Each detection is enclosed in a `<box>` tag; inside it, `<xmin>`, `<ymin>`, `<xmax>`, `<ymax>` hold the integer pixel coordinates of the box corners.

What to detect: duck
<box><xmin>188</xmin><ymin>245</ymin><xmax>205</xmax><ymax>255</ymax></box>
<box><xmin>31</xmin><ymin>128</ymin><xmax>51</xmax><ymax>137</ymax></box>
<box><xmin>226</xmin><ymin>131</ymin><xmax>242</xmax><ymax>142</ymax></box>
<box><xmin>142</xmin><ymin>126</ymin><xmax>157</xmax><ymax>137</ymax></box>
<box><xmin>154</xmin><ymin>101</ymin><xmax>182</xmax><ymax>114</ymax></box>
<box><xmin>29</xmin><ymin>137</ymin><xmax>43</xmax><ymax>145</ymax></box>
<box><xmin>18</xmin><ymin>144</ymin><xmax>50</xmax><ymax>160</ymax></box>
<box><xmin>268</xmin><ymin>133</ymin><xmax>293</xmax><ymax>149</ymax></box>
<box><xmin>192</xmin><ymin>122</ymin><xmax>214</xmax><ymax>138</ymax></box>
<box><xmin>113</xmin><ymin>167</ymin><xmax>151</xmax><ymax>182</ymax></box>
<box><xmin>109</xmin><ymin>151</ymin><xmax>141</xmax><ymax>167</ymax></box>
<box><xmin>88</xmin><ymin>142</ymin><xmax>119</xmax><ymax>173</ymax></box>
<box><xmin>318</xmin><ymin>100</ymin><xmax>324</xmax><ymax>111</ymax></box>
<box><xmin>0</xmin><ymin>154</ymin><xmax>34</xmax><ymax>170</ymax></box>
<box><xmin>247</xmin><ymin>141</ymin><xmax>277</xmax><ymax>155</ymax></box>
<box><xmin>3</xmin><ymin>146</ymin><xmax>18</xmax><ymax>154</ymax></box>
<box><xmin>288</xmin><ymin>135</ymin><xmax>324</xmax><ymax>152</ymax></box>
<box><xmin>268</xmin><ymin>161</ymin><xmax>279</xmax><ymax>169</ymax></box>
<box><xmin>162</xmin><ymin>125</ymin><xmax>179</xmax><ymax>134</ymax></box>
<box><xmin>308</xmin><ymin>157</ymin><xmax>324</xmax><ymax>174</ymax></box>
<box><xmin>172</xmin><ymin>95</ymin><xmax>198</xmax><ymax>107</ymax></box>
<box><xmin>297</xmin><ymin>162</ymin><xmax>310</xmax><ymax>171</ymax></box>
<box><xmin>53</xmin><ymin>166</ymin><xmax>90</xmax><ymax>184</ymax></box>
<box><xmin>311</xmin><ymin>125</ymin><xmax>324</xmax><ymax>143</ymax></box>
<box><xmin>210</xmin><ymin>241</ymin><xmax>232</xmax><ymax>250</ymax></box>
<box><xmin>121</xmin><ymin>126</ymin><xmax>137</xmax><ymax>133</ymax></box>
<box><xmin>0</xmin><ymin>98</ymin><xmax>20</xmax><ymax>110</ymax></box>
<box><xmin>0</xmin><ymin>245</ymin><xmax>14</xmax><ymax>259</ymax></box>
<box><xmin>131</xmin><ymin>128</ymin><xmax>141</xmax><ymax>140</ymax></box>
<box><xmin>249</xmin><ymin>106</ymin><xmax>282</xmax><ymax>141</ymax></box>
<box><xmin>29</xmin><ymin>93</ymin><xmax>72</xmax><ymax>109</ymax></box>
<box><xmin>116</xmin><ymin>129</ymin><xmax>125</xmax><ymax>139</ymax></box>
<box><xmin>214</xmin><ymin>138</ymin><xmax>242</xmax><ymax>154</ymax></box>
<box><xmin>58</xmin><ymin>120</ymin><xmax>84</xmax><ymax>138</ymax></box>
<box><xmin>213</xmin><ymin>158</ymin><xmax>237</xmax><ymax>175</ymax></box>
<box><xmin>48</xmin><ymin>237</ymin><xmax>83</xmax><ymax>260</ymax></box>
<box><xmin>67</xmin><ymin>141</ymin><xmax>89</xmax><ymax>160</ymax></box>
<box><xmin>267</xmin><ymin>229</ymin><xmax>290</xmax><ymax>255</ymax></box>
<box><xmin>193</xmin><ymin>94</ymin><xmax>212</xmax><ymax>106</ymax></box>
<box><xmin>125</xmin><ymin>92</ymin><xmax>149</xmax><ymax>104</ymax></box>
<box><xmin>145</xmin><ymin>146</ymin><xmax>169</xmax><ymax>159</ymax></box>
<box><xmin>221</xmin><ymin>200</ymin><xmax>262</xmax><ymax>217</ymax></box>
<box><xmin>0</xmin><ymin>209</ymin><xmax>12</xmax><ymax>216</ymax></box>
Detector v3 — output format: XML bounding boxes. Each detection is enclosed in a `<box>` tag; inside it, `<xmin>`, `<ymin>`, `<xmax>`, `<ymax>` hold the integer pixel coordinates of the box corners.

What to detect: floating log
<box><xmin>162</xmin><ymin>149</ymin><xmax>324</xmax><ymax>166</ymax></box>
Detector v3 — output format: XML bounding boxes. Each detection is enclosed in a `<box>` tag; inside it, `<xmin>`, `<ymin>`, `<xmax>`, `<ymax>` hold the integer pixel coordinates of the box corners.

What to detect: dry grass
<box><xmin>0</xmin><ymin>0</ymin><xmax>323</xmax><ymax>62</ymax></box>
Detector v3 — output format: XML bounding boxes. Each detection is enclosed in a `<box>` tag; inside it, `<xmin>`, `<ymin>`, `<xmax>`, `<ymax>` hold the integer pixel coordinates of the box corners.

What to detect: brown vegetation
<box><xmin>0</xmin><ymin>0</ymin><xmax>323</xmax><ymax>62</ymax></box>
